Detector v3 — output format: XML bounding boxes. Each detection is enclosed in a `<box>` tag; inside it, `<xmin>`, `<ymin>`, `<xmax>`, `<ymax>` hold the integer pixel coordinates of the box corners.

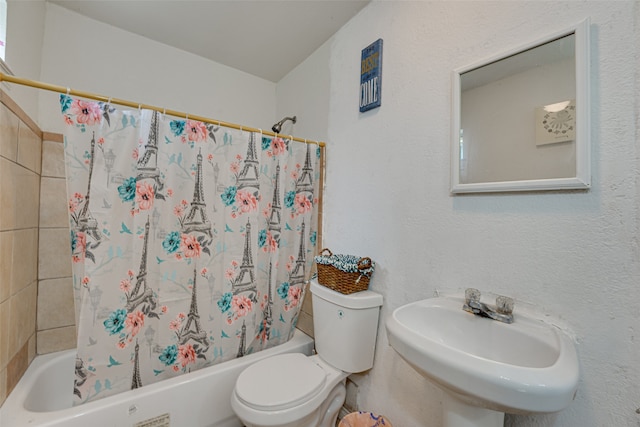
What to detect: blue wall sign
<box><xmin>360</xmin><ymin>39</ymin><xmax>383</xmax><ymax>112</ymax></box>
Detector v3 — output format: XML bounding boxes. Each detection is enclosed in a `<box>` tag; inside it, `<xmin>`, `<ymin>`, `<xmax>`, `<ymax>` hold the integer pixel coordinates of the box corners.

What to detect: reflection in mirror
<box><xmin>451</xmin><ymin>20</ymin><xmax>590</xmax><ymax>193</ymax></box>
<box><xmin>461</xmin><ymin>34</ymin><xmax>576</xmax><ymax>184</ymax></box>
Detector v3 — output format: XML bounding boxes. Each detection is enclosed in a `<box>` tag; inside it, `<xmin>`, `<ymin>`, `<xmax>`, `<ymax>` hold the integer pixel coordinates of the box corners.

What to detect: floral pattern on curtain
<box><xmin>60</xmin><ymin>95</ymin><xmax>320</xmax><ymax>405</ymax></box>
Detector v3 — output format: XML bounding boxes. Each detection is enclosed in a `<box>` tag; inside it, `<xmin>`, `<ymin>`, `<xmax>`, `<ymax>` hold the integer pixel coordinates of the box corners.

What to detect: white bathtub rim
<box><xmin>1</xmin><ymin>329</ymin><xmax>314</xmax><ymax>427</ymax></box>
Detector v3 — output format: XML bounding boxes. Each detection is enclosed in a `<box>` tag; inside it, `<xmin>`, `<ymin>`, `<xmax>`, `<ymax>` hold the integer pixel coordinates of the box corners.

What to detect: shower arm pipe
<box><xmin>0</xmin><ymin>72</ymin><xmax>326</xmax><ymax>147</ymax></box>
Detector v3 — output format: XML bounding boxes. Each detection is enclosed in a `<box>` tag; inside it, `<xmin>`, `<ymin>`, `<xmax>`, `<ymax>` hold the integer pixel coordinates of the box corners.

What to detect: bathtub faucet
<box><xmin>462</xmin><ymin>288</ymin><xmax>514</xmax><ymax>324</ymax></box>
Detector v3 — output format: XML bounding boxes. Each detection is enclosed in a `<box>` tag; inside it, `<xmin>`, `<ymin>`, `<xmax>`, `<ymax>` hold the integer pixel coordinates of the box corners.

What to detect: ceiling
<box><xmin>49</xmin><ymin>0</ymin><xmax>369</xmax><ymax>82</ymax></box>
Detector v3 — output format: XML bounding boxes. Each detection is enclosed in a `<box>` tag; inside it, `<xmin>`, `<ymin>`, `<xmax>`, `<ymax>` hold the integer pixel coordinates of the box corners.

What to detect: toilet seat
<box><xmin>231</xmin><ymin>354</ymin><xmax>348</xmax><ymax>427</ymax></box>
<box><xmin>235</xmin><ymin>353</ymin><xmax>327</xmax><ymax>411</ymax></box>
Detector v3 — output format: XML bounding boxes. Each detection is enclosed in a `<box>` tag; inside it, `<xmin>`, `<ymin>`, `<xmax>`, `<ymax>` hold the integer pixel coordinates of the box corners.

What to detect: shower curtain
<box><xmin>60</xmin><ymin>95</ymin><xmax>320</xmax><ymax>405</ymax></box>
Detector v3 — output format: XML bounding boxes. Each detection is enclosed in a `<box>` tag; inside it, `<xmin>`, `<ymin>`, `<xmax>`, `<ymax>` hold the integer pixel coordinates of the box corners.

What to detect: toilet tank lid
<box><xmin>310</xmin><ymin>280</ymin><xmax>383</xmax><ymax>309</ymax></box>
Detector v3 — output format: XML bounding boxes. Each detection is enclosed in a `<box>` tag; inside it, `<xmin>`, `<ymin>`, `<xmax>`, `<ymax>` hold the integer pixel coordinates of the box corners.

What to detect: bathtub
<box><xmin>0</xmin><ymin>330</ymin><xmax>314</xmax><ymax>427</ymax></box>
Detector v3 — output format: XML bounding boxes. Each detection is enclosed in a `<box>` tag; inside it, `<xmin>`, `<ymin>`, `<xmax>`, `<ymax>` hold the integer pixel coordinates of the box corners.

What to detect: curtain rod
<box><xmin>0</xmin><ymin>72</ymin><xmax>326</xmax><ymax>147</ymax></box>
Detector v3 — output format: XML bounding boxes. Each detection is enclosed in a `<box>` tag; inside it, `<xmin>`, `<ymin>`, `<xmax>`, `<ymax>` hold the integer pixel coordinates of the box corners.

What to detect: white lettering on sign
<box><xmin>360</xmin><ymin>76</ymin><xmax>379</xmax><ymax>108</ymax></box>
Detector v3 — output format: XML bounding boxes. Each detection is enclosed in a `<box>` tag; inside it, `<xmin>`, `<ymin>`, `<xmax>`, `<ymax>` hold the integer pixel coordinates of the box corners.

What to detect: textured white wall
<box><xmin>37</xmin><ymin>3</ymin><xmax>277</xmax><ymax>133</ymax></box>
<box><xmin>4</xmin><ymin>0</ymin><xmax>45</xmax><ymax>121</ymax></box>
<box><xmin>276</xmin><ymin>36</ymin><xmax>331</xmax><ymax>144</ymax></box>
<box><xmin>278</xmin><ymin>1</ymin><xmax>639</xmax><ymax>426</ymax></box>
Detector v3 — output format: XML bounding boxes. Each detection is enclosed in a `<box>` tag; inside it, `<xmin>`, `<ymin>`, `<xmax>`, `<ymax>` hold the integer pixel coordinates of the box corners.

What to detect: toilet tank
<box><xmin>309</xmin><ymin>280</ymin><xmax>383</xmax><ymax>373</ymax></box>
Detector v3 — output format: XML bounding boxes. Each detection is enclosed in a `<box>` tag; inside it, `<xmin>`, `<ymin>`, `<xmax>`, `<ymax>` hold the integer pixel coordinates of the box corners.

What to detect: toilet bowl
<box><xmin>231</xmin><ymin>280</ymin><xmax>383</xmax><ymax>427</ymax></box>
<box><xmin>231</xmin><ymin>354</ymin><xmax>347</xmax><ymax>427</ymax></box>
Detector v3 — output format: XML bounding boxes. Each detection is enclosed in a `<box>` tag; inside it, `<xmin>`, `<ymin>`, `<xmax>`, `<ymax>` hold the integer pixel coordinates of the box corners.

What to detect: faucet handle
<box><xmin>495</xmin><ymin>296</ymin><xmax>514</xmax><ymax>315</ymax></box>
<box><xmin>465</xmin><ymin>288</ymin><xmax>481</xmax><ymax>304</ymax></box>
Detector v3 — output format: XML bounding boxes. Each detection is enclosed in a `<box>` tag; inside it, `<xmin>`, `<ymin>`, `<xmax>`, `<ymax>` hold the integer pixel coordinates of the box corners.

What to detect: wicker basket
<box><xmin>314</xmin><ymin>248</ymin><xmax>375</xmax><ymax>294</ymax></box>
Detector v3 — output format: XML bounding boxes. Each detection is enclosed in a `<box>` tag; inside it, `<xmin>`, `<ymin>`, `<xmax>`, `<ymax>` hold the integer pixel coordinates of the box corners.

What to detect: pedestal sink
<box><xmin>385</xmin><ymin>295</ymin><xmax>579</xmax><ymax>427</ymax></box>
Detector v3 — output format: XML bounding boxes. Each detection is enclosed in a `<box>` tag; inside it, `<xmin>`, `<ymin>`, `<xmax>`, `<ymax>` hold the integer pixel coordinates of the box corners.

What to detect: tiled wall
<box><xmin>38</xmin><ymin>132</ymin><xmax>76</xmax><ymax>354</ymax></box>
<box><xmin>0</xmin><ymin>91</ymin><xmax>41</xmax><ymax>406</ymax></box>
<box><xmin>0</xmin><ymin>89</ymin><xmax>75</xmax><ymax>407</ymax></box>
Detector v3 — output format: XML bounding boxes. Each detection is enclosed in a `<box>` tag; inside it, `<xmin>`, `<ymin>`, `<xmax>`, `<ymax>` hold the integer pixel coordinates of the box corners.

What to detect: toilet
<box><xmin>231</xmin><ymin>279</ymin><xmax>383</xmax><ymax>427</ymax></box>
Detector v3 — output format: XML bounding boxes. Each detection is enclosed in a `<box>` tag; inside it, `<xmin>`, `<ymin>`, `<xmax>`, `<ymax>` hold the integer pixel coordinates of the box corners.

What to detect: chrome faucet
<box><xmin>462</xmin><ymin>288</ymin><xmax>514</xmax><ymax>324</ymax></box>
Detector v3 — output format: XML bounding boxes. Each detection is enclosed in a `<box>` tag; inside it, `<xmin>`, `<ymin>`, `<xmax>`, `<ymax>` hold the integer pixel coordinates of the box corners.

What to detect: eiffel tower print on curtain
<box><xmin>237</xmin><ymin>320</ymin><xmax>247</xmax><ymax>357</ymax></box>
<box><xmin>232</xmin><ymin>219</ymin><xmax>257</xmax><ymax>299</ymax></box>
<box><xmin>131</xmin><ymin>340</ymin><xmax>143</xmax><ymax>390</ymax></box>
<box><xmin>289</xmin><ymin>221</ymin><xmax>307</xmax><ymax>286</ymax></box>
<box><xmin>237</xmin><ymin>133</ymin><xmax>260</xmax><ymax>191</ymax></box>
<box><xmin>177</xmin><ymin>268</ymin><xmax>210</xmax><ymax>352</ymax></box>
<box><xmin>136</xmin><ymin>110</ymin><xmax>163</xmax><ymax>191</ymax></box>
<box><xmin>295</xmin><ymin>144</ymin><xmax>314</xmax><ymax>195</ymax></box>
<box><xmin>61</xmin><ymin>97</ymin><xmax>321</xmax><ymax>406</ymax></box>
<box><xmin>259</xmin><ymin>261</ymin><xmax>275</xmax><ymax>343</ymax></box>
<box><xmin>182</xmin><ymin>149</ymin><xmax>212</xmax><ymax>237</ymax></box>
<box><xmin>126</xmin><ymin>217</ymin><xmax>157</xmax><ymax>313</ymax></box>
<box><xmin>76</xmin><ymin>132</ymin><xmax>101</xmax><ymax>242</ymax></box>
<box><xmin>268</xmin><ymin>164</ymin><xmax>282</xmax><ymax>239</ymax></box>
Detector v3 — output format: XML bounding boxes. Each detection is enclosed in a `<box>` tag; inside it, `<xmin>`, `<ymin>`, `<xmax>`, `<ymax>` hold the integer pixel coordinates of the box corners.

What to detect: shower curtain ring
<box><xmin>163</xmin><ymin>107</ymin><xmax>167</xmax><ymax>116</ymax></box>
<box><xmin>65</xmin><ymin>87</ymin><xmax>70</xmax><ymax>96</ymax></box>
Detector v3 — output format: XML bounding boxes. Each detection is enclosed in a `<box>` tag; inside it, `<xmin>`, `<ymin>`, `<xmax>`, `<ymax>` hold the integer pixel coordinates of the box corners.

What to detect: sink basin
<box><xmin>386</xmin><ymin>295</ymin><xmax>579</xmax><ymax>424</ymax></box>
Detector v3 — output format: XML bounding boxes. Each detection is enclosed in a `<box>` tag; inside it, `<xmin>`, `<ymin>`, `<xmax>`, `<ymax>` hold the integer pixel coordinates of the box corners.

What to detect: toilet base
<box><xmin>316</xmin><ymin>380</ymin><xmax>347</xmax><ymax>427</ymax></box>
<box><xmin>234</xmin><ymin>378</ymin><xmax>347</xmax><ymax>427</ymax></box>
<box><xmin>236</xmin><ymin>378</ymin><xmax>347</xmax><ymax>427</ymax></box>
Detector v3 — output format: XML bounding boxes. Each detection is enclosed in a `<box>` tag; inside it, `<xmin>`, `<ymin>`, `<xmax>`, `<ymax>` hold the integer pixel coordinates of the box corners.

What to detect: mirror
<box><xmin>451</xmin><ymin>20</ymin><xmax>590</xmax><ymax>193</ymax></box>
